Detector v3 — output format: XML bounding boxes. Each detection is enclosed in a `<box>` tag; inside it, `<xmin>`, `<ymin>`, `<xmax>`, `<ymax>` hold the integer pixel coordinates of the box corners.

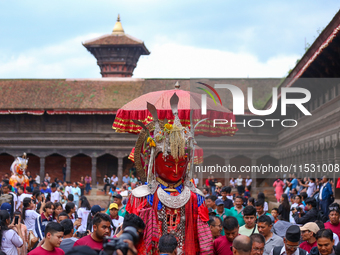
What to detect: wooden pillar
<box><xmin>66</xmin><ymin>157</ymin><xmax>71</xmax><ymax>182</ymax></box>
<box><xmin>118</xmin><ymin>156</ymin><xmax>123</xmax><ymax>187</ymax></box>
<box><xmin>39</xmin><ymin>157</ymin><xmax>45</xmax><ymax>183</ymax></box>
<box><xmin>91</xmin><ymin>157</ymin><xmax>97</xmax><ymax>186</ymax></box>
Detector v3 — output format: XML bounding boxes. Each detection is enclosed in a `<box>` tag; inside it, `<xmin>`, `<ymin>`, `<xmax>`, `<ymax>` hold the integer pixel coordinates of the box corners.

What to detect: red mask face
<box><xmin>155</xmin><ymin>152</ymin><xmax>188</xmax><ymax>183</ymax></box>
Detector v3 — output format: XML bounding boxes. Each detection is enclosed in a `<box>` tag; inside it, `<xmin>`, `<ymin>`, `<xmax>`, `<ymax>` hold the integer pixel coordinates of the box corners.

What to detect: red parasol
<box><xmin>112</xmin><ymin>84</ymin><xmax>237</xmax><ymax>137</ymax></box>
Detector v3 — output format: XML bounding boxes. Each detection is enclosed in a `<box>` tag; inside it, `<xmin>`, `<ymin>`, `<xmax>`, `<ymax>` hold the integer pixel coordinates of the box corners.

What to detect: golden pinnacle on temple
<box><xmin>112</xmin><ymin>14</ymin><xmax>125</xmax><ymax>34</ymax></box>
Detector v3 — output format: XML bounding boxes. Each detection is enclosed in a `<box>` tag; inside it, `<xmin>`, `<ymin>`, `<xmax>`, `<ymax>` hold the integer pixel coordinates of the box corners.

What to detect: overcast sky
<box><xmin>0</xmin><ymin>1</ymin><xmax>339</xmax><ymax>79</ymax></box>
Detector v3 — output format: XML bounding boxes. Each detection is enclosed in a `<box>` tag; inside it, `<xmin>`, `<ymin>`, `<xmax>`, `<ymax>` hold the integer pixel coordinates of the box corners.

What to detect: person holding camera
<box><xmin>289</xmin><ymin>195</ymin><xmax>305</xmax><ymax>223</ymax></box>
<box><xmin>292</xmin><ymin>198</ymin><xmax>318</xmax><ymax>225</ymax></box>
<box><xmin>74</xmin><ymin>213</ymin><xmax>111</xmax><ymax>251</ymax></box>
<box><xmin>0</xmin><ymin>210</ymin><xmax>23</xmax><ymax>255</ymax></box>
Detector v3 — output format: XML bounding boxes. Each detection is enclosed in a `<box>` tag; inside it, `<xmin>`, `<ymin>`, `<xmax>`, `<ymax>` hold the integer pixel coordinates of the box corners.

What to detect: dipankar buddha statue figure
<box><xmin>126</xmin><ymin>93</ymin><xmax>213</xmax><ymax>255</ymax></box>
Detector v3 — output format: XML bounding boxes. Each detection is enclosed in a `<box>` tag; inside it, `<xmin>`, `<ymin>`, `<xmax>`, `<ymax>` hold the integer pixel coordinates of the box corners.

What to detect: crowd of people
<box><xmin>203</xmin><ymin>174</ymin><xmax>339</xmax><ymax>255</ymax></box>
<box><xmin>0</xmin><ymin>171</ymin><xmax>339</xmax><ymax>255</ymax></box>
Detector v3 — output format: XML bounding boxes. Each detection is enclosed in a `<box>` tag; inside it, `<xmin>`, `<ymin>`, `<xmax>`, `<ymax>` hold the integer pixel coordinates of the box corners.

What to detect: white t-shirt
<box><xmin>264</xmin><ymin>202</ymin><xmax>269</xmax><ymax>213</ymax></box>
<box><xmin>334</xmin><ymin>233</ymin><xmax>339</xmax><ymax>245</ymax></box>
<box><xmin>236</xmin><ymin>178</ymin><xmax>243</xmax><ymax>186</ymax></box>
<box><xmin>194</xmin><ymin>178</ymin><xmax>199</xmax><ymax>186</ymax></box>
<box><xmin>17</xmin><ymin>194</ymin><xmax>32</xmax><ymax>211</ymax></box>
<box><xmin>77</xmin><ymin>207</ymin><xmax>91</xmax><ymax>232</ymax></box>
<box><xmin>65</xmin><ymin>186</ymin><xmax>72</xmax><ymax>198</ymax></box>
<box><xmin>111</xmin><ymin>216</ymin><xmax>124</xmax><ymax>228</ymax></box>
<box><xmin>230</xmin><ymin>180</ymin><xmax>235</xmax><ymax>187</ymax></box>
<box><xmin>24</xmin><ymin>209</ymin><xmax>40</xmax><ymax>233</ymax></box>
<box><xmin>1</xmin><ymin>229</ymin><xmax>23</xmax><ymax>255</ymax></box>
<box><xmin>246</xmin><ymin>179</ymin><xmax>252</xmax><ymax>187</ymax></box>
<box><xmin>307</xmin><ymin>182</ymin><xmax>316</xmax><ymax>197</ymax></box>
<box><xmin>111</xmin><ymin>176</ymin><xmax>118</xmax><ymax>185</ymax></box>
<box><xmin>51</xmin><ymin>191</ymin><xmax>60</xmax><ymax>203</ymax></box>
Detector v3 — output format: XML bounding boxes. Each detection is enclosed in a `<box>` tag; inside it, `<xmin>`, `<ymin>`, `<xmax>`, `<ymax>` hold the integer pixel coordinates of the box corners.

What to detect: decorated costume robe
<box><xmin>126</xmin><ymin>180</ymin><xmax>213</xmax><ymax>255</ymax></box>
<box><xmin>9</xmin><ymin>175</ymin><xmax>29</xmax><ymax>189</ymax></box>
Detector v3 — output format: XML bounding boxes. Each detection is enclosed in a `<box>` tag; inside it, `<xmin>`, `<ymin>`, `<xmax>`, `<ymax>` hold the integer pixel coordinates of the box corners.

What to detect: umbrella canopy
<box><xmin>112</xmin><ymin>88</ymin><xmax>237</xmax><ymax>137</ymax></box>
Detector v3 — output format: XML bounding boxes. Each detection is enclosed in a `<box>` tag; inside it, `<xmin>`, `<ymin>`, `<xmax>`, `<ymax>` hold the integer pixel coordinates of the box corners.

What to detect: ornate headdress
<box><xmin>10</xmin><ymin>153</ymin><xmax>28</xmax><ymax>176</ymax></box>
<box><xmin>134</xmin><ymin>93</ymin><xmax>205</xmax><ymax>184</ymax></box>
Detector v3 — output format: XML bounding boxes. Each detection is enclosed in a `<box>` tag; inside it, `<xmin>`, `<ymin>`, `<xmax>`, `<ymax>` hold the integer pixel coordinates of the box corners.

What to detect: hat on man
<box><xmin>300</xmin><ymin>222</ymin><xmax>320</xmax><ymax>234</ymax></box>
<box><xmin>112</xmin><ymin>194</ymin><xmax>123</xmax><ymax>200</ymax></box>
<box><xmin>109</xmin><ymin>203</ymin><xmax>119</xmax><ymax>210</ymax></box>
<box><xmin>285</xmin><ymin>225</ymin><xmax>301</xmax><ymax>242</ymax></box>
<box><xmin>215</xmin><ymin>182</ymin><xmax>223</xmax><ymax>188</ymax></box>
<box><xmin>215</xmin><ymin>199</ymin><xmax>224</xmax><ymax>206</ymax></box>
<box><xmin>0</xmin><ymin>203</ymin><xmax>11</xmax><ymax>214</ymax></box>
<box><xmin>91</xmin><ymin>205</ymin><xmax>105</xmax><ymax>214</ymax></box>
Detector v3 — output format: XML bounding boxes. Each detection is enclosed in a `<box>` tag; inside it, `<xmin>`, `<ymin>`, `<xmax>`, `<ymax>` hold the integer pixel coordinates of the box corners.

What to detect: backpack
<box><xmin>273</xmin><ymin>246</ymin><xmax>307</xmax><ymax>255</ymax></box>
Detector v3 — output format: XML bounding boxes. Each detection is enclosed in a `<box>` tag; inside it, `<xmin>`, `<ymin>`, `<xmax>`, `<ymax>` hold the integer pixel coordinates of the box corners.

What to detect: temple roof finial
<box><xmin>112</xmin><ymin>14</ymin><xmax>125</xmax><ymax>34</ymax></box>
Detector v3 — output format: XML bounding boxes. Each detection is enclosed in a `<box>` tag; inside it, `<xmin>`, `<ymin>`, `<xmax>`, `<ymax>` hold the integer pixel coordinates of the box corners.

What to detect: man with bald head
<box><xmin>232</xmin><ymin>235</ymin><xmax>253</xmax><ymax>255</ymax></box>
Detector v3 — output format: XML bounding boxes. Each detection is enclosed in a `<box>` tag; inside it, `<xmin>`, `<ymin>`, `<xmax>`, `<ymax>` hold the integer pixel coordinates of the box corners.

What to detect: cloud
<box><xmin>0</xmin><ymin>34</ymin><xmax>102</xmax><ymax>79</ymax></box>
<box><xmin>134</xmin><ymin>42</ymin><xmax>300</xmax><ymax>78</ymax></box>
<box><xmin>0</xmin><ymin>34</ymin><xmax>299</xmax><ymax>79</ymax></box>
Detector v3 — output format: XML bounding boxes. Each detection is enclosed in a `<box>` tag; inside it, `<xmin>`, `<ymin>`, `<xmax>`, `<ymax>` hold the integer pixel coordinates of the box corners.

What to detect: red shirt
<box><xmin>325</xmin><ymin>222</ymin><xmax>340</xmax><ymax>238</ymax></box>
<box><xmin>213</xmin><ymin>235</ymin><xmax>233</xmax><ymax>255</ymax></box>
<box><xmin>73</xmin><ymin>234</ymin><xmax>103</xmax><ymax>251</ymax></box>
<box><xmin>28</xmin><ymin>246</ymin><xmax>65</xmax><ymax>255</ymax></box>
<box><xmin>206</xmin><ymin>179</ymin><xmax>210</xmax><ymax>187</ymax></box>
<box><xmin>300</xmin><ymin>240</ymin><xmax>317</xmax><ymax>253</ymax></box>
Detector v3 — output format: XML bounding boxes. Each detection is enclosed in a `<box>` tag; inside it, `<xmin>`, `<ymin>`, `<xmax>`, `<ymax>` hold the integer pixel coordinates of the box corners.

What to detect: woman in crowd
<box><xmin>79</xmin><ymin>177</ymin><xmax>85</xmax><ymax>196</ymax></box>
<box><xmin>310</xmin><ymin>229</ymin><xmax>335</xmax><ymax>255</ymax></box>
<box><xmin>278</xmin><ymin>193</ymin><xmax>290</xmax><ymax>222</ymax></box>
<box><xmin>65</xmin><ymin>202</ymin><xmax>77</xmax><ymax>223</ymax></box>
<box><xmin>77</xmin><ymin>196</ymin><xmax>91</xmax><ymax>232</ymax></box>
<box><xmin>84</xmin><ymin>175</ymin><xmax>92</xmax><ymax>195</ymax></box>
<box><xmin>247</xmin><ymin>197</ymin><xmax>255</xmax><ymax>207</ymax></box>
<box><xmin>35</xmin><ymin>202</ymin><xmax>54</xmax><ymax>240</ymax></box>
<box><xmin>43</xmin><ymin>173</ymin><xmax>50</xmax><ymax>184</ymax></box>
<box><xmin>0</xmin><ymin>210</ymin><xmax>23</xmax><ymax>255</ymax></box>
<box><xmin>273</xmin><ymin>177</ymin><xmax>285</xmax><ymax>203</ymax></box>
<box><xmin>53</xmin><ymin>202</ymin><xmax>63</xmax><ymax>222</ymax></box>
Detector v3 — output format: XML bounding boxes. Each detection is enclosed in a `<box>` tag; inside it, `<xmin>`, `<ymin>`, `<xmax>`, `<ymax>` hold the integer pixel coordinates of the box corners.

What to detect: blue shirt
<box><xmin>291</xmin><ymin>179</ymin><xmax>298</xmax><ymax>189</ymax></box>
<box><xmin>40</xmin><ymin>188</ymin><xmax>51</xmax><ymax>194</ymax></box>
<box><xmin>122</xmin><ymin>176</ymin><xmax>130</xmax><ymax>184</ymax></box>
<box><xmin>71</xmin><ymin>187</ymin><xmax>81</xmax><ymax>201</ymax></box>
